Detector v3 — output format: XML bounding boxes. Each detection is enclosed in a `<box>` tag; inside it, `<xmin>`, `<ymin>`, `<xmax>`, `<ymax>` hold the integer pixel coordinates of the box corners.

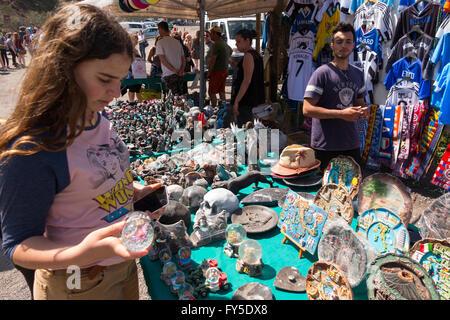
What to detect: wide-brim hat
<box><xmin>271</xmin><ymin>144</ymin><xmax>320</xmax><ymax>176</ymax></box>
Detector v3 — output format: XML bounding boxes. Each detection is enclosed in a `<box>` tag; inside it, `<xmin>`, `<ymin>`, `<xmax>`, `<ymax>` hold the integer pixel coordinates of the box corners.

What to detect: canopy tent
<box><xmin>80</xmin><ymin>0</ymin><xmax>287</xmax><ymax>109</ymax></box>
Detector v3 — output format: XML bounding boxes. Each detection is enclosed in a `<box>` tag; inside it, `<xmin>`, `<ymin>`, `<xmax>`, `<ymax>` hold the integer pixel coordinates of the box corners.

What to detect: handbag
<box><xmin>131</xmin><ymin>58</ymin><xmax>147</xmax><ymax>79</ymax></box>
<box><xmin>143</xmin><ymin>39</ymin><xmax>149</xmax><ymax>48</ymax></box>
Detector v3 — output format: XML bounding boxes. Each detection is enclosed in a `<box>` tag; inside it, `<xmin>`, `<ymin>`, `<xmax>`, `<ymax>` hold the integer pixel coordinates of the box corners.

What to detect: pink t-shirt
<box><xmin>45</xmin><ymin>113</ymin><xmax>134</xmax><ymax>268</ymax></box>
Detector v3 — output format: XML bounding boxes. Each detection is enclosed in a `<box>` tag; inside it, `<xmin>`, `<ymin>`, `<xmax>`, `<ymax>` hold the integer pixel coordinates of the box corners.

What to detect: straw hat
<box><xmin>271</xmin><ymin>144</ymin><xmax>320</xmax><ymax>176</ymax></box>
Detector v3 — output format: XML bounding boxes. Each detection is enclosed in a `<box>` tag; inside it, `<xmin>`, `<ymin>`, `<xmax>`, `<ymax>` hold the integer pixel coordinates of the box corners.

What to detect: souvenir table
<box><xmin>138</xmin><ymin>165</ymin><xmax>372</xmax><ymax>300</ymax></box>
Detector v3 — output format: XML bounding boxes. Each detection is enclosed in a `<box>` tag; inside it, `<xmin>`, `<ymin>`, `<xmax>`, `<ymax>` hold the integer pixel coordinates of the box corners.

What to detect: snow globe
<box><xmin>178</xmin><ymin>282</ymin><xmax>196</xmax><ymax>300</ymax></box>
<box><xmin>205</xmin><ymin>267</ymin><xmax>221</xmax><ymax>292</ymax></box>
<box><xmin>177</xmin><ymin>246</ymin><xmax>192</xmax><ymax>270</ymax></box>
<box><xmin>170</xmin><ymin>270</ymin><xmax>185</xmax><ymax>294</ymax></box>
<box><xmin>224</xmin><ymin>223</ymin><xmax>247</xmax><ymax>258</ymax></box>
<box><xmin>236</xmin><ymin>239</ymin><xmax>264</xmax><ymax>276</ymax></box>
<box><xmin>158</xmin><ymin>247</ymin><xmax>172</xmax><ymax>265</ymax></box>
<box><xmin>161</xmin><ymin>261</ymin><xmax>177</xmax><ymax>286</ymax></box>
<box><xmin>121</xmin><ymin>211</ymin><xmax>154</xmax><ymax>252</ymax></box>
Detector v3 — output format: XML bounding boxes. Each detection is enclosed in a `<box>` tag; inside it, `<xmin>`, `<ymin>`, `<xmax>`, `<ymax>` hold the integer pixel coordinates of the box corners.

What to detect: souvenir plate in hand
<box><xmin>357</xmin><ymin>208</ymin><xmax>410</xmax><ymax>255</ymax></box>
<box><xmin>323</xmin><ymin>156</ymin><xmax>362</xmax><ymax>199</ymax></box>
<box><xmin>306</xmin><ymin>261</ymin><xmax>353</xmax><ymax>300</ymax></box>
<box><xmin>314</xmin><ymin>183</ymin><xmax>354</xmax><ymax>225</ymax></box>
<box><xmin>357</xmin><ymin>173</ymin><xmax>412</xmax><ymax>225</ymax></box>
<box><xmin>231</xmin><ymin>205</ymin><xmax>278</xmax><ymax>234</ymax></box>
<box><xmin>366</xmin><ymin>253</ymin><xmax>441</xmax><ymax>300</ymax></box>
<box><xmin>416</xmin><ymin>192</ymin><xmax>449</xmax><ymax>240</ymax></box>
<box><xmin>409</xmin><ymin>238</ymin><xmax>450</xmax><ymax>300</ymax></box>
<box><xmin>318</xmin><ymin>218</ymin><xmax>369</xmax><ymax>287</ymax></box>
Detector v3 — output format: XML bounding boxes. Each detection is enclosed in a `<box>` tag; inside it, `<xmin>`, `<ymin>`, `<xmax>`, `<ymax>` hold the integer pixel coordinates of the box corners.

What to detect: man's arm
<box><xmin>208</xmin><ymin>55</ymin><xmax>217</xmax><ymax>76</ymax></box>
<box><xmin>303</xmin><ymin>98</ymin><xmax>365</xmax><ymax>122</ymax></box>
<box><xmin>158</xmin><ymin>54</ymin><xmax>179</xmax><ymax>74</ymax></box>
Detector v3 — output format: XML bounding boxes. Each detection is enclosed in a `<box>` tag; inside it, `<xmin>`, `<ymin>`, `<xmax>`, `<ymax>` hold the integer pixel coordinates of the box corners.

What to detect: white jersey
<box><xmin>353</xmin><ymin>1</ymin><xmax>394</xmax><ymax>42</ymax></box>
<box><xmin>436</xmin><ymin>14</ymin><xmax>450</xmax><ymax>39</ymax></box>
<box><xmin>350</xmin><ymin>46</ymin><xmax>379</xmax><ymax>103</ymax></box>
<box><xmin>288</xmin><ymin>30</ymin><xmax>315</xmax><ymax>101</ymax></box>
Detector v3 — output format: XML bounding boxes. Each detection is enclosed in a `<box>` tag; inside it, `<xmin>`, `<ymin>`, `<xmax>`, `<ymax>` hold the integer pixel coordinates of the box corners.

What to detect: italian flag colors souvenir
<box><xmin>431</xmin><ymin>143</ymin><xmax>450</xmax><ymax>191</ymax></box>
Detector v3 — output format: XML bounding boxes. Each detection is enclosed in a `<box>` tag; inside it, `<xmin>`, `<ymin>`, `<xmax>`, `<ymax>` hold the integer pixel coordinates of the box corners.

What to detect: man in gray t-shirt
<box><xmin>303</xmin><ymin>23</ymin><xmax>368</xmax><ymax>170</ymax></box>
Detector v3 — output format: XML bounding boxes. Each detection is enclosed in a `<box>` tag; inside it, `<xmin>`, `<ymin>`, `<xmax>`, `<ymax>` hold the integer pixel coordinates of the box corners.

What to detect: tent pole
<box><xmin>199</xmin><ymin>0</ymin><xmax>206</xmax><ymax>111</ymax></box>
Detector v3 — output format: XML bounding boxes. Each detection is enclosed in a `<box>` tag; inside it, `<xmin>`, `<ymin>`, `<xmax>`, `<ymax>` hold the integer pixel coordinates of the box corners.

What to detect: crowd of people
<box><xmin>0</xmin><ymin>26</ymin><xmax>41</xmax><ymax>73</ymax></box>
<box><xmin>123</xmin><ymin>21</ymin><xmax>266</xmax><ymax>125</ymax></box>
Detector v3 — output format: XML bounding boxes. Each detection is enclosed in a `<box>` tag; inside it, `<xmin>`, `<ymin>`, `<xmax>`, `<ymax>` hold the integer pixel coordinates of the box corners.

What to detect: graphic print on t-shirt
<box><xmin>86</xmin><ymin>136</ymin><xmax>135</xmax><ymax>223</ymax></box>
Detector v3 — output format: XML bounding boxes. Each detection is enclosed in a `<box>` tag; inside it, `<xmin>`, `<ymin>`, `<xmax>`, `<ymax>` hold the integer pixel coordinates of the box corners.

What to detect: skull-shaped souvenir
<box><xmin>180</xmin><ymin>186</ymin><xmax>208</xmax><ymax>212</ymax></box>
<box><xmin>198</xmin><ymin>188</ymin><xmax>240</xmax><ymax>220</ymax></box>
<box><xmin>166</xmin><ymin>184</ymin><xmax>184</xmax><ymax>202</ymax></box>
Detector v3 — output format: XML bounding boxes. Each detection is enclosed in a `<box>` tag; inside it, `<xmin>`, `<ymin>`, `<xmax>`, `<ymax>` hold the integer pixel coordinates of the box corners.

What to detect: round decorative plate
<box><xmin>416</xmin><ymin>192</ymin><xmax>449</xmax><ymax>240</ymax></box>
<box><xmin>314</xmin><ymin>183</ymin><xmax>354</xmax><ymax>225</ymax></box>
<box><xmin>232</xmin><ymin>282</ymin><xmax>273</xmax><ymax>300</ymax></box>
<box><xmin>357</xmin><ymin>208</ymin><xmax>410</xmax><ymax>255</ymax></box>
<box><xmin>366</xmin><ymin>253</ymin><xmax>441</xmax><ymax>300</ymax></box>
<box><xmin>323</xmin><ymin>156</ymin><xmax>362</xmax><ymax>199</ymax></box>
<box><xmin>241</xmin><ymin>187</ymin><xmax>289</xmax><ymax>206</ymax></box>
<box><xmin>278</xmin><ymin>191</ymin><xmax>315</xmax><ymax>208</ymax></box>
<box><xmin>409</xmin><ymin>238</ymin><xmax>450</xmax><ymax>300</ymax></box>
<box><xmin>318</xmin><ymin>219</ymin><xmax>368</xmax><ymax>287</ymax></box>
<box><xmin>357</xmin><ymin>173</ymin><xmax>412</xmax><ymax>225</ymax></box>
<box><xmin>231</xmin><ymin>205</ymin><xmax>278</xmax><ymax>234</ymax></box>
<box><xmin>306</xmin><ymin>261</ymin><xmax>353</xmax><ymax>300</ymax></box>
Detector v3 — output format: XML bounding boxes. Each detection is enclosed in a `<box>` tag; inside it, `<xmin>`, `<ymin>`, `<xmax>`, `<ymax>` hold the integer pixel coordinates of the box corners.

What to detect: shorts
<box><xmin>125</xmin><ymin>84</ymin><xmax>141</xmax><ymax>93</ymax></box>
<box><xmin>163</xmin><ymin>74</ymin><xmax>184</xmax><ymax>96</ymax></box>
<box><xmin>208</xmin><ymin>70</ymin><xmax>228</xmax><ymax>95</ymax></box>
<box><xmin>33</xmin><ymin>259</ymin><xmax>139</xmax><ymax>300</ymax></box>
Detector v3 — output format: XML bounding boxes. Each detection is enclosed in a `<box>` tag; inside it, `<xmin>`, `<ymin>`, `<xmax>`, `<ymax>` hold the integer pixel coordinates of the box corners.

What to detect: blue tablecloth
<box><xmin>139</xmin><ymin>168</ymin><xmax>370</xmax><ymax>300</ymax></box>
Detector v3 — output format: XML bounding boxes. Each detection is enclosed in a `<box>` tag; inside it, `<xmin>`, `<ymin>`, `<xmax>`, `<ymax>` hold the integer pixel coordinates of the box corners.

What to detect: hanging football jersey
<box><xmin>355</xmin><ymin>27</ymin><xmax>383</xmax><ymax>67</ymax></box>
<box><xmin>431</xmin><ymin>63</ymin><xmax>450</xmax><ymax>124</ymax></box>
<box><xmin>385</xmin><ymin>32</ymin><xmax>434</xmax><ymax>72</ymax></box>
<box><xmin>350</xmin><ymin>46</ymin><xmax>379</xmax><ymax>104</ymax></box>
<box><xmin>287</xmin><ymin>30</ymin><xmax>315</xmax><ymax>101</ymax></box>
<box><xmin>288</xmin><ymin>0</ymin><xmax>321</xmax><ymax>35</ymax></box>
<box><xmin>436</xmin><ymin>14</ymin><xmax>450</xmax><ymax>39</ymax></box>
<box><xmin>429</xmin><ymin>33</ymin><xmax>450</xmax><ymax>79</ymax></box>
<box><xmin>384</xmin><ymin>57</ymin><xmax>431</xmax><ymax>99</ymax></box>
<box><xmin>313</xmin><ymin>0</ymin><xmax>340</xmax><ymax>61</ymax></box>
<box><xmin>392</xmin><ymin>1</ymin><xmax>442</xmax><ymax>47</ymax></box>
<box><xmin>343</xmin><ymin>0</ymin><xmax>394</xmax><ymax>14</ymax></box>
<box><xmin>385</xmin><ymin>79</ymin><xmax>420</xmax><ymax>106</ymax></box>
<box><xmin>353</xmin><ymin>1</ymin><xmax>394</xmax><ymax>42</ymax></box>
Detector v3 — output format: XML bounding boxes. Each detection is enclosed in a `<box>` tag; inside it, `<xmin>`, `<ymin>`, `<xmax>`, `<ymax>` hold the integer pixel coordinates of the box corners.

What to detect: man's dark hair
<box><xmin>332</xmin><ymin>22</ymin><xmax>355</xmax><ymax>42</ymax></box>
<box><xmin>157</xmin><ymin>21</ymin><xmax>169</xmax><ymax>32</ymax></box>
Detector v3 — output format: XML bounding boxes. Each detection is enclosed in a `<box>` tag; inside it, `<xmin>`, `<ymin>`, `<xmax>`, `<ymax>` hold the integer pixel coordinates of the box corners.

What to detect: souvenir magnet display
<box><xmin>323</xmin><ymin>156</ymin><xmax>362</xmax><ymax>199</ymax></box>
<box><xmin>416</xmin><ymin>192</ymin><xmax>449</xmax><ymax>240</ymax></box>
<box><xmin>240</xmin><ymin>187</ymin><xmax>289</xmax><ymax>207</ymax></box>
<box><xmin>231</xmin><ymin>205</ymin><xmax>279</xmax><ymax>234</ymax></box>
<box><xmin>232</xmin><ymin>282</ymin><xmax>274</xmax><ymax>300</ymax></box>
<box><xmin>121</xmin><ymin>211</ymin><xmax>154</xmax><ymax>252</ymax></box>
<box><xmin>278</xmin><ymin>191</ymin><xmax>315</xmax><ymax>207</ymax></box>
<box><xmin>357</xmin><ymin>173</ymin><xmax>413</xmax><ymax>225</ymax></box>
<box><xmin>318</xmin><ymin>217</ymin><xmax>372</xmax><ymax>287</ymax></box>
<box><xmin>409</xmin><ymin>238</ymin><xmax>450</xmax><ymax>300</ymax></box>
<box><xmin>278</xmin><ymin>189</ymin><xmax>328</xmax><ymax>257</ymax></box>
<box><xmin>224</xmin><ymin>223</ymin><xmax>247</xmax><ymax>257</ymax></box>
<box><xmin>236</xmin><ymin>239</ymin><xmax>264</xmax><ymax>277</ymax></box>
<box><xmin>357</xmin><ymin>208</ymin><xmax>410</xmax><ymax>255</ymax></box>
<box><xmin>274</xmin><ymin>267</ymin><xmax>307</xmax><ymax>292</ymax></box>
<box><xmin>314</xmin><ymin>183</ymin><xmax>354</xmax><ymax>225</ymax></box>
<box><xmin>306</xmin><ymin>261</ymin><xmax>353</xmax><ymax>300</ymax></box>
<box><xmin>366</xmin><ymin>253</ymin><xmax>441</xmax><ymax>300</ymax></box>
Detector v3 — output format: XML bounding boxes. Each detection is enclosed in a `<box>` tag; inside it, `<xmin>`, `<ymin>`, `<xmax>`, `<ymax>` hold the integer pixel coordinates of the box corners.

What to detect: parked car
<box><xmin>205</xmin><ymin>16</ymin><xmax>265</xmax><ymax>58</ymax></box>
<box><xmin>144</xmin><ymin>26</ymin><xmax>158</xmax><ymax>39</ymax></box>
<box><xmin>119</xmin><ymin>21</ymin><xmax>145</xmax><ymax>34</ymax></box>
